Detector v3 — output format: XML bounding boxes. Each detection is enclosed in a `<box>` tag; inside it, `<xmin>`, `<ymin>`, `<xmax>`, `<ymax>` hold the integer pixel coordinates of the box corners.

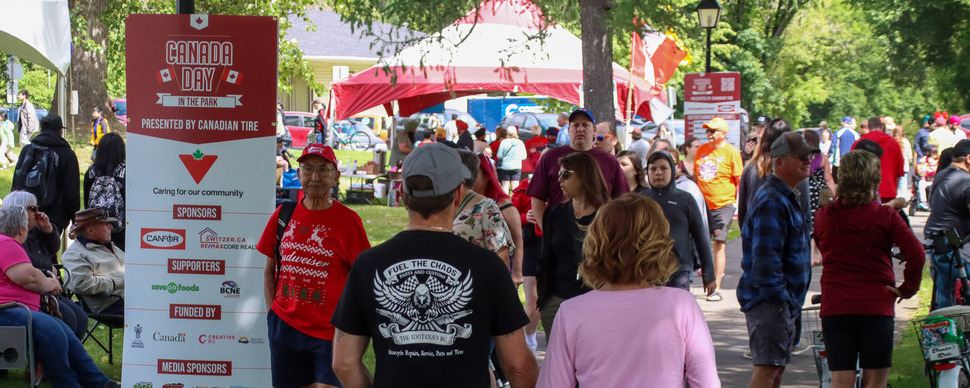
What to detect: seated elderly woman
<box><xmin>62</xmin><ymin>208</ymin><xmax>125</xmax><ymax>315</ymax></box>
<box><xmin>2</xmin><ymin>191</ymin><xmax>88</xmax><ymax>338</ymax></box>
<box><xmin>0</xmin><ymin>206</ymin><xmax>119</xmax><ymax>387</ymax></box>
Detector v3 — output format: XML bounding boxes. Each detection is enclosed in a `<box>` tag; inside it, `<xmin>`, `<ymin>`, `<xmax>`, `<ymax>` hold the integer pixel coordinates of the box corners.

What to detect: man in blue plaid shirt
<box><xmin>737</xmin><ymin>132</ymin><xmax>816</xmax><ymax>387</ymax></box>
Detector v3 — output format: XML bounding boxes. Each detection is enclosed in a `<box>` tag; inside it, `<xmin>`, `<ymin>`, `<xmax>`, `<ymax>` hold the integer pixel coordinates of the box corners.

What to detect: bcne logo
<box><xmin>141</xmin><ymin>229</ymin><xmax>186</xmax><ymax>250</ymax></box>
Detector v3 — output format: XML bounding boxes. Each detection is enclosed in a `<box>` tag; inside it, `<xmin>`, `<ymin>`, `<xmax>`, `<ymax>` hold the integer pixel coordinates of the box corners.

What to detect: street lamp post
<box><xmin>696</xmin><ymin>0</ymin><xmax>722</xmax><ymax>74</ymax></box>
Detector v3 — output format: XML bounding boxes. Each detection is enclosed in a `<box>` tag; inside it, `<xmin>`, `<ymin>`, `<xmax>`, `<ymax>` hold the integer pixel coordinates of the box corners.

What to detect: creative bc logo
<box><xmin>179</xmin><ymin>150</ymin><xmax>218</xmax><ymax>184</ymax></box>
<box><xmin>141</xmin><ymin>228</ymin><xmax>186</xmax><ymax>250</ymax></box>
<box><xmin>220</xmin><ymin>280</ymin><xmax>240</xmax><ymax>298</ymax></box>
<box><xmin>198</xmin><ymin>334</ymin><xmax>236</xmax><ymax>344</ymax></box>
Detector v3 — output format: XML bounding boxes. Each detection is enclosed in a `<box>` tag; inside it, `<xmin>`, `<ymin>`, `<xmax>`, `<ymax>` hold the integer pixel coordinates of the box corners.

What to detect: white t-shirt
<box><xmin>496</xmin><ymin>138</ymin><xmax>527</xmax><ymax>171</ymax></box>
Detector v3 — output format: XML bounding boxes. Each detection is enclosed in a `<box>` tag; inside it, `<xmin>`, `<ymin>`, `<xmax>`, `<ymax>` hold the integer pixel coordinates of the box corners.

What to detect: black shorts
<box><xmin>267</xmin><ymin>310</ymin><xmax>341</xmax><ymax>387</ymax></box>
<box><xmin>745</xmin><ymin>301</ymin><xmax>795</xmax><ymax>366</ymax></box>
<box><xmin>821</xmin><ymin>314</ymin><xmax>894</xmax><ymax>370</ymax></box>
<box><xmin>521</xmin><ymin>228</ymin><xmax>541</xmax><ymax>277</ymax></box>
<box><xmin>497</xmin><ymin>169</ymin><xmax>521</xmax><ymax>181</ymax></box>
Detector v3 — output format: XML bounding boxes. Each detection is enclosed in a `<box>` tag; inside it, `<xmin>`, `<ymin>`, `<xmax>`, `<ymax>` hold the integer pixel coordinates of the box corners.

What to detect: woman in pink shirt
<box><xmin>537</xmin><ymin>193</ymin><xmax>720</xmax><ymax>387</ymax></box>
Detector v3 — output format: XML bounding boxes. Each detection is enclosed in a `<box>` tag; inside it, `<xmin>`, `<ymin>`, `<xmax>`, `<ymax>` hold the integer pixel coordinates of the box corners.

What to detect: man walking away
<box><xmin>924</xmin><ymin>139</ymin><xmax>970</xmax><ymax>309</ymax></box>
<box><xmin>12</xmin><ymin>114</ymin><xmax>80</xmax><ymax>233</ymax></box>
<box><xmin>737</xmin><ymin>132</ymin><xmax>816</xmax><ymax>388</ymax></box>
<box><xmin>331</xmin><ymin>143</ymin><xmax>538</xmax><ymax>387</ymax></box>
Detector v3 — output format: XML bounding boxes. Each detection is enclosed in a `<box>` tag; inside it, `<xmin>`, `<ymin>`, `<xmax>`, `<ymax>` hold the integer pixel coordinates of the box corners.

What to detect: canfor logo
<box><xmin>179</xmin><ymin>150</ymin><xmax>218</xmax><ymax>184</ymax></box>
<box><xmin>141</xmin><ymin>229</ymin><xmax>186</xmax><ymax>250</ymax></box>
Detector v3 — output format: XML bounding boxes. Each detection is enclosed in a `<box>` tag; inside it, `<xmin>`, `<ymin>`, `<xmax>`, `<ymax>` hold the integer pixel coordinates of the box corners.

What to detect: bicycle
<box><xmin>928</xmin><ymin>229</ymin><xmax>970</xmax><ymax>311</ymax></box>
<box><xmin>331</xmin><ymin>121</ymin><xmax>377</xmax><ymax>151</ymax></box>
<box><xmin>914</xmin><ymin>306</ymin><xmax>970</xmax><ymax>387</ymax></box>
<box><xmin>802</xmin><ymin>294</ymin><xmax>862</xmax><ymax>387</ymax></box>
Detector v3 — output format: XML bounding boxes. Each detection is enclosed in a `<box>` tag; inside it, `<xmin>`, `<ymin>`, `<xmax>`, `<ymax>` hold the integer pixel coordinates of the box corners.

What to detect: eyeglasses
<box><xmin>25</xmin><ymin>206</ymin><xmax>39</xmax><ymax>212</ymax></box>
<box><xmin>300</xmin><ymin>165</ymin><xmax>338</xmax><ymax>176</ymax></box>
<box><xmin>787</xmin><ymin>153</ymin><xmax>815</xmax><ymax>162</ymax></box>
<box><xmin>558</xmin><ymin>169</ymin><xmax>576</xmax><ymax>180</ymax></box>
<box><xmin>594</xmin><ymin>135</ymin><xmax>614</xmax><ymax>141</ymax></box>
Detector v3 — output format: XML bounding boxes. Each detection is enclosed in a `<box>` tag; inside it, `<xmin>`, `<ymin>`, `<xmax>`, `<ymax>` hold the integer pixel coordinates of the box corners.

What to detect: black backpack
<box><xmin>274</xmin><ymin>201</ymin><xmax>298</xmax><ymax>284</ymax></box>
<box><xmin>13</xmin><ymin>144</ymin><xmax>59</xmax><ymax>207</ymax></box>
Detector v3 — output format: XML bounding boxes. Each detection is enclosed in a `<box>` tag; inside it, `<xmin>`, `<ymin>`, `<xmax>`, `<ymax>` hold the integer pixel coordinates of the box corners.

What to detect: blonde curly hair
<box><xmin>580</xmin><ymin>193</ymin><xmax>678</xmax><ymax>289</ymax></box>
<box><xmin>837</xmin><ymin>150</ymin><xmax>880</xmax><ymax>207</ymax></box>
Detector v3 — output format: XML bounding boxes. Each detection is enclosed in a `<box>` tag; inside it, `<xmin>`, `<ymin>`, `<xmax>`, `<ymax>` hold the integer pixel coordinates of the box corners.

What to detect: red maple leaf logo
<box><xmin>179</xmin><ymin>149</ymin><xmax>218</xmax><ymax>184</ymax></box>
<box><xmin>196</xmin><ymin>17</ymin><xmax>204</xmax><ymax>25</ymax></box>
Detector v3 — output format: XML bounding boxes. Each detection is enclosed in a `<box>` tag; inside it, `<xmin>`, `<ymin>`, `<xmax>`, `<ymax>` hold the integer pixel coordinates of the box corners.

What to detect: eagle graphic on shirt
<box><xmin>374</xmin><ymin>259</ymin><xmax>474</xmax><ymax>346</ymax></box>
<box><xmin>697</xmin><ymin>155</ymin><xmax>725</xmax><ymax>181</ymax></box>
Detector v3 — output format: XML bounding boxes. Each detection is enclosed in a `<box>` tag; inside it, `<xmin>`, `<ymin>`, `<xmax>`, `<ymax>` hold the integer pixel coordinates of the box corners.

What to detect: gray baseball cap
<box><xmin>402</xmin><ymin>143</ymin><xmax>470</xmax><ymax>198</ymax></box>
<box><xmin>771</xmin><ymin>132</ymin><xmax>820</xmax><ymax>158</ymax></box>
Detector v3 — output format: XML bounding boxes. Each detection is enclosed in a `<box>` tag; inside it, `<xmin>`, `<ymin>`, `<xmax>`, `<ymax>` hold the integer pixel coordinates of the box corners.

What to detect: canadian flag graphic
<box><xmin>157</xmin><ymin>67</ymin><xmax>175</xmax><ymax>83</ymax></box>
<box><xmin>223</xmin><ymin>69</ymin><xmax>241</xmax><ymax>85</ymax></box>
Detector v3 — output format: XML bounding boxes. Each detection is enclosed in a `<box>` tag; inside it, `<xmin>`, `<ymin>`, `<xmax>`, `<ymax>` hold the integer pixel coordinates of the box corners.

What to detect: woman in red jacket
<box><xmin>814</xmin><ymin>150</ymin><xmax>925</xmax><ymax>388</ymax></box>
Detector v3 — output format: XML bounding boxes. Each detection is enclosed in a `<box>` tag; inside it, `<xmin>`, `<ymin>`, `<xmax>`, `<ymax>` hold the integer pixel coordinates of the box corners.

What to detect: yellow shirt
<box><xmin>694</xmin><ymin>141</ymin><xmax>743</xmax><ymax>209</ymax></box>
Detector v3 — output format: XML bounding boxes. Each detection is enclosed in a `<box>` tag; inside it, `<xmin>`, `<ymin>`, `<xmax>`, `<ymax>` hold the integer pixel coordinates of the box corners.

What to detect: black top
<box><xmin>331</xmin><ymin>230</ymin><xmax>528</xmax><ymax>387</ymax></box>
<box><xmin>24</xmin><ymin>226</ymin><xmax>61</xmax><ymax>272</ymax></box>
<box><xmin>537</xmin><ymin>202</ymin><xmax>594</xmax><ymax>306</ymax></box>
<box><xmin>925</xmin><ymin>166</ymin><xmax>970</xmax><ymax>238</ymax></box>
<box><xmin>14</xmin><ymin>131</ymin><xmax>81</xmax><ymax>231</ymax></box>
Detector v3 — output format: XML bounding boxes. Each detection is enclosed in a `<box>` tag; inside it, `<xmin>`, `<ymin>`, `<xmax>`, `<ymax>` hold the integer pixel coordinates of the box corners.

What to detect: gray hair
<box><xmin>2</xmin><ymin>191</ymin><xmax>38</xmax><ymax>209</ymax></box>
<box><xmin>0</xmin><ymin>206</ymin><xmax>28</xmax><ymax>237</ymax></box>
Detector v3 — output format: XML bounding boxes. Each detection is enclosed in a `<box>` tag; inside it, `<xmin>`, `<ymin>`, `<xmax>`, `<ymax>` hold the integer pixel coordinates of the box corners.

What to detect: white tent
<box><xmin>0</xmin><ymin>0</ymin><xmax>71</xmax><ymax>115</ymax></box>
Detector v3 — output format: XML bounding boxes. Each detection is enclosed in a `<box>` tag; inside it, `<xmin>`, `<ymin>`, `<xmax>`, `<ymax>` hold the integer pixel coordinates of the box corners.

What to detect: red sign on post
<box><xmin>125</xmin><ymin>14</ymin><xmax>277</xmax><ymax>144</ymax></box>
<box><xmin>683</xmin><ymin>72</ymin><xmax>743</xmax><ymax>147</ymax></box>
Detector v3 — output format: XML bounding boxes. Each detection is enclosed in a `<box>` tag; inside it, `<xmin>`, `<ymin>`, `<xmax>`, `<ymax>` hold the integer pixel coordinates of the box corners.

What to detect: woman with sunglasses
<box><xmin>536</xmin><ymin>152</ymin><xmax>610</xmax><ymax>332</ymax></box>
<box><xmin>2</xmin><ymin>191</ymin><xmax>88</xmax><ymax>339</ymax></box>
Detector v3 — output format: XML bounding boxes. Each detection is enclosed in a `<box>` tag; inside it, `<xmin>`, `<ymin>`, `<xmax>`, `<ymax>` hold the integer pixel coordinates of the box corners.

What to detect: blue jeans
<box><xmin>932</xmin><ymin>250</ymin><xmax>965</xmax><ymax>309</ymax></box>
<box><xmin>0</xmin><ymin>306</ymin><xmax>112</xmax><ymax>388</ymax></box>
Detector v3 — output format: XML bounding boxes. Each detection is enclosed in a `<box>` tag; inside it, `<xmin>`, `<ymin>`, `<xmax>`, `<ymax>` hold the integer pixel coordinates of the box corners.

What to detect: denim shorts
<box><xmin>745</xmin><ymin>300</ymin><xmax>795</xmax><ymax>366</ymax></box>
<box><xmin>267</xmin><ymin>310</ymin><xmax>341</xmax><ymax>387</ymax></box>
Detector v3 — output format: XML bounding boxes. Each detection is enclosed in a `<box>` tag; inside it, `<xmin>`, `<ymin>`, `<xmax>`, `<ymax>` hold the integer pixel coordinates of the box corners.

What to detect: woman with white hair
<box><xmin>3</xmin><ymin>191</ymin><xmax>88</xmax><ymax>338</ymax></box>
<box><xmin>0</xmin><ymin>206</ymin><xmax>119</xmax><ymax>387</ymax></box>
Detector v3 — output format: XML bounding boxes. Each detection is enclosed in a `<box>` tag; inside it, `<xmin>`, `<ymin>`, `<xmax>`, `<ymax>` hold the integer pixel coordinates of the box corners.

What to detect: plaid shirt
<box><xmin>737</xmin><ymin>174</ymin><xmax>812</xmax><ymax>313</ymax></box>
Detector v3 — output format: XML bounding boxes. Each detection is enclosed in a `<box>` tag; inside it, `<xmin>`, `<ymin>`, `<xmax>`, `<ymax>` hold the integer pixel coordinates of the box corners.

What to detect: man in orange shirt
<box><xmin>694</xmin><ymin>117</ymin><xmax>743</xmax><ymax>301</ymax></box>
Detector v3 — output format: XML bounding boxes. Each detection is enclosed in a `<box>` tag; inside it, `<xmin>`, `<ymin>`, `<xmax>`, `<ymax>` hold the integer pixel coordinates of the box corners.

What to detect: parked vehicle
<box><xmin>498</xmin><ymin>112</ymin><xmax>559</xmax><ymax>142</ymax></box>
<box><xmin>641</xmin><ymin>119</ymin><xmax>685</xmax><ymax>146</ymax></box>
<box><xmin>283</xmin><ymin>111</ymin><xmax>319</xmax><ymax>149</ymax></box>
<box><xmin>111</xmin><ymin>98</ymin><xmax>128</xmax><ymax>124</ymax></box>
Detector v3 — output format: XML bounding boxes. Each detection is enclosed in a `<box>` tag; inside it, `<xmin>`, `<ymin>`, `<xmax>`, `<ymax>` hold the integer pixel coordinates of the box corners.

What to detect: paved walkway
<box><xmin>533</xmin><ymin>211</ymin><xmax>929</xmax><ymax>387</ymax></box>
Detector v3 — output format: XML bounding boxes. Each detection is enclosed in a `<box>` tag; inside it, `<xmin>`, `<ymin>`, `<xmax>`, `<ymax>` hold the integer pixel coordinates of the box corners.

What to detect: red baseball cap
<box><xmin>298</xmin><ymin>143</ymin><xmax>338</xmax><ymax>165</ymax></box>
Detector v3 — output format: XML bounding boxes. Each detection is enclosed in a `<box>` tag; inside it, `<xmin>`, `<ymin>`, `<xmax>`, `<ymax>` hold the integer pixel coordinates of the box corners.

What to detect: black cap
<box><xmin>953</xmin><ymin>139</ymin><xmax>970</xmax><ymax>158</ymax></box>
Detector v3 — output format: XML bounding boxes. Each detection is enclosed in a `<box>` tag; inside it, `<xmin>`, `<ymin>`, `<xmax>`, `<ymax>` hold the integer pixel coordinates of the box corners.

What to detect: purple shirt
<box><xmin>526</xmin><ymin>146</ymin><xmax>628</xmax><ymax>208</ymax></box>
<box><xmin>537</xmin><ymin>287</ymin><xmax>720</xmax><ymax>387</ymax></box>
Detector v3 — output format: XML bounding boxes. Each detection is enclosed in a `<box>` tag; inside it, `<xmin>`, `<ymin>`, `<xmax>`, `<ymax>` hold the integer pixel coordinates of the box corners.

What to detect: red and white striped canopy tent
<box><xmin>329</xmin><ymin>0</ymin><xmax>665</xmax><ymax>122</ymax></box>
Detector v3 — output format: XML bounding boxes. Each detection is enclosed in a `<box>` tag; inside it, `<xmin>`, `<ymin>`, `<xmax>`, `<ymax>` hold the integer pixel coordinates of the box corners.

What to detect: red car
<box><xmin>283</xmin><ymin>111</ymin><xmax>319</xmax><ymax>149</ymax></box>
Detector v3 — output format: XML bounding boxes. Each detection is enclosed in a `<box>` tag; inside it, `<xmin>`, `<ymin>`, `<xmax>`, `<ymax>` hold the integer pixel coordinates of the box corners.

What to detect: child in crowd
<box><xmin>915</xmin><ymin>145</ymin><xmax>939</xmax><ymax>208</ymax></box>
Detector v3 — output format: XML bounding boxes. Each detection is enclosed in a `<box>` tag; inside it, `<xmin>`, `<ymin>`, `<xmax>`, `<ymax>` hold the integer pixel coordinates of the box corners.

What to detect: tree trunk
<box><xmin>579</xmin><ymin>0</ymin><xmax>615</xmax><ymax>125</ymax></box>
<box><xmin>55</xmin><ymin>0</ymin><xmax>118</xmax><ymax>141</ymax></box>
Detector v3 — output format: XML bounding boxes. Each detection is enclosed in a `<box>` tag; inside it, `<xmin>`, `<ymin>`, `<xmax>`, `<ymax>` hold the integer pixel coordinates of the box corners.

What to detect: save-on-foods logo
<box><xmin>141</xmin><ymin>228</ymin><xmax>186</xmax><ymax>250</ymax></box>
<box><xmin>169</xmin><ymin>304</ymin><xmax>221</xmax><ymax>320</ymax></box>
<box><xmin>179</xmin><ymin>150</ymin><xmax>218</xmax><ymax>184</ymax></box>
<box><xmin>152</xmin><ymin>282</ymin><xmax>200</xmax><ymax>294</ymax></box>
<box><xmin>168</xmin><ymin>259</ymin><xmax>225</xmax><ymax>275</ymax></box>
<box><xmin>173</xmin><ymin>204</ymin><xmax>222</xmax><ymax>220</ymax></box>
<box><xmin>158</xmin><ymin>359</ymin><xmax>231</xmax><ymax>376</ymax></box>
<box><xmin>220</xmin><ymin>280</ymin><xmax>240</xmax><ymax>298</ymax></box>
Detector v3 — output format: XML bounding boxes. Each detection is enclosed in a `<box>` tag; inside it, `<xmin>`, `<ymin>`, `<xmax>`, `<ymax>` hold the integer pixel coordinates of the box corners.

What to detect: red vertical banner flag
<box><xmin>629</xmin><ymin>29</ymin><xmax>689</xmax><ymax>91</ymax></box>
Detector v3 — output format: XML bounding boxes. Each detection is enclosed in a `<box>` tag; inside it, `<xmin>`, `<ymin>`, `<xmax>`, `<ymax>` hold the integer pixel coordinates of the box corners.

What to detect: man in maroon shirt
<box><xmin>527</xmin><ymin>108</ymin><xmax>628</xmax><ymax>229</ymax></box>
<box><xmin>852</xmin><ymin>117</ymin><xmax>905</xmax><ymax>202</ymax></box>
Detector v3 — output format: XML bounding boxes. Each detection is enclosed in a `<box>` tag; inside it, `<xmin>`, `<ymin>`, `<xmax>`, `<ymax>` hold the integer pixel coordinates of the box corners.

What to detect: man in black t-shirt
<box><xmin>331</xmin><ymin>143</ymin><xmax>538</xmax><ymax>387</ymax></box>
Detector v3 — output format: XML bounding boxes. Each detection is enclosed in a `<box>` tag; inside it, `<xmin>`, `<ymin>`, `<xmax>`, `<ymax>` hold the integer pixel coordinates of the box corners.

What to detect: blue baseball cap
<box><xmin>568</xmin><ymin>108</ymin><xmax>595</xmax><ymax>123</ymax></box>
<box><xmin>841</xmin><ymin>116</ymin><xmax>853</xmax><ymax>123</ymax></box>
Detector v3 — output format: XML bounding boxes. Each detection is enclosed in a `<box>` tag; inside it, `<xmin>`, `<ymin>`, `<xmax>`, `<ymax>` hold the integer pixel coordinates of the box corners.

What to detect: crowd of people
<box><xmin>1</xmin><ymin>89</ymin><xmax>127</xmax><ymax>387</ymax></box>
<box><xmin>3</xmin><ymin>89</ymin><xmax>966</xmax><ymax>387</ymax></box>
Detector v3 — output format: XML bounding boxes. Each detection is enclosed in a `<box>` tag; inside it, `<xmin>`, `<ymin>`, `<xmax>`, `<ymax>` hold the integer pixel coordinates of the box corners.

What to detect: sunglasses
<box><xmin>558</xmin><ymin>169</ymin><xmax>576</xmax><ymax>180</ymax></box>
<box><xmin>788</xmin><ymin>153</ymin><xmax>815</xmax><ymax>162</ymax></box>
<box><xmin>705</xmin><ymin>128</ymin><xmax>723</xmax><ymax>134</ymax></box>
<box><xmin>26</xmin><ymin>206</ymin><xmax>39</xmax><ymax>212</ymax></box>
<box><xmin>594</xmin><ymin>135</ymin><xmax>614</xmax><ymax>141</ymax></box>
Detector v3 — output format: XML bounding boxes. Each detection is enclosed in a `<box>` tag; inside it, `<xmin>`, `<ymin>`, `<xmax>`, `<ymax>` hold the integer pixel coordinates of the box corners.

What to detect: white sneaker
<box><xmin>791</xmin><ymin>339</ymin><xmax>812</xmax><ymax>355</ymax></box>
<box><xmin>742</xmin><ymin>351</ymin><xmax>752</xmax><ymax>359</ymax></box>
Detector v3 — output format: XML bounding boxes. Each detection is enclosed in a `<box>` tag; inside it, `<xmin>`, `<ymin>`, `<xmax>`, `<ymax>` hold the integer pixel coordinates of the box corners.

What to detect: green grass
<box><xmin>889</xmin><ymin>263</ymin><xmax>935</xmax><ymax>387</ymax></box>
